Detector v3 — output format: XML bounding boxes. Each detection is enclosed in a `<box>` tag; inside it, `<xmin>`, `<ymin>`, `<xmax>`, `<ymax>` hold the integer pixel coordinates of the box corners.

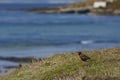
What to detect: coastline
<box><xmin>2</xmin><ymin>47</ymin><xmax>120</xmax><ymax>80</ymax></box>
<box><xmin>20</xmin><ymin>0</ymin><xmax>120</xmax><ymax>15</ymax></box>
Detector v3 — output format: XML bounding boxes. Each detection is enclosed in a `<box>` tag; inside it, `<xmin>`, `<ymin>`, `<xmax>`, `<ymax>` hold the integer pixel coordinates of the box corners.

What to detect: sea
<box><xmin>0</xmin><ymin>3</ymin><xmax>120</xmax><ymax>70</ymax></box>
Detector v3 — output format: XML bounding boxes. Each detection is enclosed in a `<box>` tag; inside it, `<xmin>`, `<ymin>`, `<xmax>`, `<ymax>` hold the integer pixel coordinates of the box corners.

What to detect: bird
<box><xmin>77</xmin><ymin>52</ymin><xmax>91</xmax><ymax>61</ymax></box>
<box><xmin>18</xmin><ymin>64</ymin><xmax>22</xmax><ymax>69</ymax></box>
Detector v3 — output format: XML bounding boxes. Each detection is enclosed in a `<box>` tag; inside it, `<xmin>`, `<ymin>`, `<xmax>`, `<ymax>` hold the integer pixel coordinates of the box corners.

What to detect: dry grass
<box><xmin>3</xmin><ymin>47</ymin><xmax>120</xmax><ymax>80</ymax></box>
<box><xmin>64</xmin><ymin>0</ymin><xmax>94</xmax><ymax>8</ymax></box>
<box><xmin>107</xmin><ymin>0</ymin><xmax>120</xmax><ymax>9</ymax></box>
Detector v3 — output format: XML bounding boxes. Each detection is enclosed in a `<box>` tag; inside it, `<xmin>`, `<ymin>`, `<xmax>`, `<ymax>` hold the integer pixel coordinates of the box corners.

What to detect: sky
<box><xmin>0</xmin><ymin>0</ymin><xmax>83</xmax><ymax>3</ymax></box>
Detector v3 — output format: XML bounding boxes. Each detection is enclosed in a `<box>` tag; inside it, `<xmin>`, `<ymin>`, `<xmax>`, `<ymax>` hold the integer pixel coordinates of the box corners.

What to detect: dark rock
<box><xmin>0</xmin><ymin>56</ymin><xmax>41</xmax><ymax>63</ymax></box>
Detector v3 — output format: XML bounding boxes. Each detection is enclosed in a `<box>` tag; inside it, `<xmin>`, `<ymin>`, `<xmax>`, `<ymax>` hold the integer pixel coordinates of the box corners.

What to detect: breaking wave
<box><xmin>0</xmin><ymin>38</ymin><xmax>120</xmax><ymax>47</ymax></box>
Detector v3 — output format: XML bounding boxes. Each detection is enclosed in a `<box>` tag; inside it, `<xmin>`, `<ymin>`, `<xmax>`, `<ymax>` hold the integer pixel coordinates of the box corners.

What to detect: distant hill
<box><xmin>24</xmin><ymin>0</ymin><xmax>120</xmax><ymax>15</ymax></box>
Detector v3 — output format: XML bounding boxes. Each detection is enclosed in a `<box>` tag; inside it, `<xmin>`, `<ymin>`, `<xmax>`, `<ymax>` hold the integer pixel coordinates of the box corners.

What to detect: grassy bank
<box><xmin>3</xmin><ymin>47</ymin><xmax>120</xmax><ymax>80</ymax></box>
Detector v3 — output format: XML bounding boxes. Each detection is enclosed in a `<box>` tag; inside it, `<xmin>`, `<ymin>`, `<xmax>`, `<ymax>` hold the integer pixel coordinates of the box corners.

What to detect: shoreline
<box><xmin>0</xmin><ymin>56</ymin><xmax>42</xmax><ymax>76</ymax></box>
<box><xmin>23</xmin><ymin>0</ymin><xmax>120</xmax><ymax>15</ymax></box>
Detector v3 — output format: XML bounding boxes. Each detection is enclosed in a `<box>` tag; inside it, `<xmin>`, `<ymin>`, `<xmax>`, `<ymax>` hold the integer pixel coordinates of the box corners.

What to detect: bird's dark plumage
<box><xmin>77</xmin><ymin>52</ymin><xmax>90</xmax><ymax>61</ymax></box>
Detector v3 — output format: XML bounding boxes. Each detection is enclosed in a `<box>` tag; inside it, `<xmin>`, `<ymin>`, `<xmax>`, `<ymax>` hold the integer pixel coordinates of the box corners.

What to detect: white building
<box><xmin>93</xmin><ymin>1</ymin><xmax>107</xmax><ymax>8</ymax></box>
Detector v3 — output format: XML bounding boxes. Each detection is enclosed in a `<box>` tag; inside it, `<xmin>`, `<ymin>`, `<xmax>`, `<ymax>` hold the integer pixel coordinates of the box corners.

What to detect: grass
<box><xmin>64</xmin><ymin>0</ymin><xmax>94</xmax><ymax>8</ymax></box>
<box><xmin>3</xmin><ymin>47</ymin><xmax>120</xmax><ymax>80</ymax></box>
<box><xmin>107</xmin><ymin>0</ymin><xmax>120</xmax><ymax>9</ymax></box>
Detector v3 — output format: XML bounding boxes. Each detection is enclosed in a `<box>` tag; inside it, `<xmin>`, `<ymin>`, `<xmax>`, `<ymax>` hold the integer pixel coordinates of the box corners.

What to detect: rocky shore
<box><xmin>24</xmin><ymin>6</ymin><xmax>91</xmax><ymax>14</ymax></box>
<box><xmin>0</xmin><ymin>56</ymin><xmax>42</xmax><ymax>76</ymax></box>
<box><xmin>23</xmin><ymin>0</ymin><xmax>120</xmax><ymax>15</ymax></box>
<box><xmin>0</xmin><ymin>56</ymin><xmax>41</xmax><ymax>63</ymax></box>
<box><xmin>24</xmin><ymin>7</ymin><xmax>120</xmax><ymax>15</ymax></box>
<box><xmin>89</xmin><ymin>8</ymin><xmax>120</xmax><ymax>15</ymax></box>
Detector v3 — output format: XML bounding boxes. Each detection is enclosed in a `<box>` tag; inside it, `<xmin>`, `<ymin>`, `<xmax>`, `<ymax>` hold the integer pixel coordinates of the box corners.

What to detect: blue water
<box><xmin>0</xmin><ymin>3</ymin><xmax>65</xmax><ymax>10</ymax></box>
<box><xmin>0</xmin><ymin>3</ymin><xmax>120</xmax><ymax>69</ymax></box>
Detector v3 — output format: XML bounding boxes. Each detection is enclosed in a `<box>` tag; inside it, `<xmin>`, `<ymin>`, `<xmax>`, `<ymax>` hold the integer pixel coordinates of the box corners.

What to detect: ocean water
<box><xmin>0</xmin><ymin>3</ymin><xmax>120</xmax><ymax>69</ymax></box>
<box><xmin>0</xmin><ymin>3</ymin><xmax>65</xmax><ymax>10</ymax></box>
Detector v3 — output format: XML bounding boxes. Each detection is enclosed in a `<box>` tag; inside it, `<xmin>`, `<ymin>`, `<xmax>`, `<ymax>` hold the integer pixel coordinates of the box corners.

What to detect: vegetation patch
<box><xmin>3</xmin><ymin>47</ymin><xmax>120</xmax><ymax>80</ymax></box>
